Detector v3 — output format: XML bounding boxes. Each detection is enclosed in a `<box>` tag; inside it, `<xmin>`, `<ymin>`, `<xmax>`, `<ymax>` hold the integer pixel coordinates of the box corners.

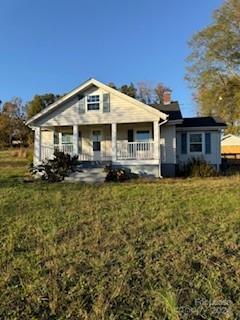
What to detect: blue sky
<box><xmin>0</xmin><ymin>0</ymin><xmax>222</xmax><ymax>116</ymax></box>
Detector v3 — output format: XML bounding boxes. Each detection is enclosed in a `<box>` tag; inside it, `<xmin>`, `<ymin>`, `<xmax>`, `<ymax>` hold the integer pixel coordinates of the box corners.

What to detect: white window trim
<box><xmin>134</xmin><ymin>128</ymin><xmax>153</xmax><ymax>142</ymax></box>
<box><xmin>188</xmin><ymin>132</ymin><xmax>205</xmax><ymax>155</ymax></box>
<box><xmin>87</xmin><ymin>94</ymin><xmax>102</xmax><ymax>112</ymax></box>
<box><xmin>61</xmin><ymin>132</ymin><xmax>73</xmax><ymax>144</ymax></box>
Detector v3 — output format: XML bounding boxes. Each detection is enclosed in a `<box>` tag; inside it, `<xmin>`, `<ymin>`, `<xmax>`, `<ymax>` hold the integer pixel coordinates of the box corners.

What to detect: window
<box><xmin>87</xmin><ymin>95</ymin><xmax>100</xmax><ymax>111</ymax></box>
<box><xmin>62</xmin><ymin>133</ymin><xmax>73</xmax><ymax>144</ymax></box>
<box><xmin>136</xmin><ymin>130</ymin><xmax>151</xmax><ymax>141</ymax></box>
<box><xmin>189</xmin><ymin>133</ymin><xmax>202</xmax><ymax>152</ymax></box>
<box><xmin>135</xmin><ymin>130</ymin><xmax>151</xmax><ymax>151</ymax></box>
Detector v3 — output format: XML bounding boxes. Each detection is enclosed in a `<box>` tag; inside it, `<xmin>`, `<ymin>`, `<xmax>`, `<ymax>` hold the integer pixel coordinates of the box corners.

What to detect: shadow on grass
<box><xmin>0</xmin><ymin>176</ymin><xmax>25</xmax><ymax>188</ymax></box>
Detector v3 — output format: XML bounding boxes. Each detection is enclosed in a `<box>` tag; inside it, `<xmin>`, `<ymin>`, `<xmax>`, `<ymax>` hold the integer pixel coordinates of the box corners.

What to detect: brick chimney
<box><xmin>163</xmin><ymin>90</ymin><xmax>171</xmax><ymax>105</ymax></box>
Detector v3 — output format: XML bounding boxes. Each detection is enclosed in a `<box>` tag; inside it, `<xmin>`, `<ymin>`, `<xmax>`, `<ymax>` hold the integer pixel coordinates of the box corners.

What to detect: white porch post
<box><xmin>34</xmin><ymin>127</ymin><xmax>41</xmax><ymax>165</ymax></box>
<box><xmin>153</xmin><ymin>121</ymin><xmax>160</xmax><ymax>160</ymax></box>
<box><xmin>112</xmin><ymin>123</ymin><xmax>117</xmax><ymax>161</ymax></box>
<box><xmin>73</xmin><ymin>125</ymin><xmax>79</xmax><ymax>156</ymax></box>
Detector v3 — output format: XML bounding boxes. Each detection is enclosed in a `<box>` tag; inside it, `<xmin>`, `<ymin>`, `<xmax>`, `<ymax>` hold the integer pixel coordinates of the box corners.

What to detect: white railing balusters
<box><xmin>116</xmin><ymin>141</ymin><xmax>154</xmax><ymax>160</ymax></box>
<box><xmin>54</xmin><ymin>144</ymin><xmax>74</xmax><ymax>155</ymax></box>
<box><xmin>41</xmin><ymin>145</ymin><xmax>54</xmax><ymax>161</ymax></box>
<box><xmin>41</xmin><ymin>141</ymin><xmax>154</xmax><ymax>162</ymax></box>
<box><xmin>41</xmin><ymin>144</ymin><xmax>74</xmax><ymax>161</ymax></box>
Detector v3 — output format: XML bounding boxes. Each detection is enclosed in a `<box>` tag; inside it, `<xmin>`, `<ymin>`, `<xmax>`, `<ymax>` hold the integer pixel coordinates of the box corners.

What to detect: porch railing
<box><xmin>41</xmin><ymin>144</ymin><xmax>111</xmax><ymax>162</ymax></box>
<box><xmin>54</xmin><ymin>143</ymin><xmax>74</xmax><ymax>154</ymax></box>
<box><xmin>41</xmin><ymin>144</ymin><xmax>74</xmax><ymax>161</ymax></box>
<box><xmin>41</xmin><ymin>141</ymin><xmax>155</xmax><ymax>162</ymax></box>
<box><xmin>117</xmin><ymin>141</ymin><xmax>155</xmax><ymax>160</ymax></box>
<box><xmin>41</xmin><ymin>144</ymin><xmax>54</xmax><ymax>161</ymax></box>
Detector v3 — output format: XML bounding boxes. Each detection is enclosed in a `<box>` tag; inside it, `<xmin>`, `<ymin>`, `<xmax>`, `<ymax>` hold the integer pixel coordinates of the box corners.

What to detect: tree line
<box><xmin>2</xmin><ymin>0</ymin><xmax>240</xmax><ymax>150</ymax></box>
<box><xmin>0</xmin><ymin>82</ymin><xmax>169</xmax><ymax>148</ymax></box>
<box><xmin>186</xmin><ymin>0</ymin><xmax>240</xmax><ymax>134</ymax></box>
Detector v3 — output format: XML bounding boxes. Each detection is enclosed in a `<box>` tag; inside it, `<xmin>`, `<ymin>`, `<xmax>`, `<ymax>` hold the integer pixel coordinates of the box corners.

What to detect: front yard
<box><xmin>0</xmin><ymin>151</ymin><xmax>239</xmax><ymax>319</ymax></box>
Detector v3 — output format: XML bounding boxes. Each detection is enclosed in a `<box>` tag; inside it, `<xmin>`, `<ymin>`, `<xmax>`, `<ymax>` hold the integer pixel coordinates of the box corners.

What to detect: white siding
<box><xmin>41</xmin><ymin>130</ymin><xmax>53</xmax><ymax>145</ymax></box>
<box><xmin>37</xmin><ymin>86</ymin><xmax>161</xmax><ymax>127</ymax></box>
<box><xmin>176</xmin><ymin>130</ymin><xmax>221</xmax><ymax>165</ymax></box>
<box><xmin>79</xmin><ymin>124</ymin><xmax>111</xmax><ymax>158</ymax></box>
<box><xmin>221</xmin><ymin>134</ymin><xmax>240</xmax><ymax>146</ymax></box>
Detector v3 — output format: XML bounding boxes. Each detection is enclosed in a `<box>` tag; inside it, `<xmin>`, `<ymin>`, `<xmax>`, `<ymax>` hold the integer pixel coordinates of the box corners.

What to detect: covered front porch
<box><xmin>34</xmin><ymin>121</ymin><xmax>160</xmax><ymax>164</ymax></box>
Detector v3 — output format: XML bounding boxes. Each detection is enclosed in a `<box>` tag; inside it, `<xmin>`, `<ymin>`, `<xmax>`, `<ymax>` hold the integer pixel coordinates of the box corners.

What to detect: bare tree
<box><xmin>137</xmin><ymin>81</ymin><xmax>153</xmax><ymax>104</ymax></box>
<box><xmin>154</xmin><ymin>83</ymin><xmax>171</xmax><ymax>104</ymax></box>
<box><xmin>2</xmin><ymin>97</ymin><xmax>24</xmax><ymax>118</ymax></box>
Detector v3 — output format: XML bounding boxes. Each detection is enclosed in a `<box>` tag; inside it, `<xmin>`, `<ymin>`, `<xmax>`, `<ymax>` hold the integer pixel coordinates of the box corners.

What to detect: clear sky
<box><xmin>0</xmin><ymin>0</ymin><xmax>222</xmax><ymax>116</ymax></box>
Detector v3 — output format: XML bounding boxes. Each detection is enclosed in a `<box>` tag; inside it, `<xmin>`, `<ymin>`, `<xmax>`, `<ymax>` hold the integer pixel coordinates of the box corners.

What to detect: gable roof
<box><xmin>221</xmin><ymin>134</ymin><xmax>240</xmax><ymax>144</ymax></box>
<box><xmin>26</xmin><ymin>78</ymin><xmax>168</xmax><ymax>125</ymax></box>
<box><xmin>177</xmin><ymin>116</ymin><xmax>226</xmax><ymax>128</ymax></box>
<box><xmin>150</xmin><ymin>101</ymin><xmax>182</xmax><ymax>121</ymax></box>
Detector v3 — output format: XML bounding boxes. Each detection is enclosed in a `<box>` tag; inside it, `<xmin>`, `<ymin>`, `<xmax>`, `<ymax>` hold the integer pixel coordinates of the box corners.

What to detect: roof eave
<box><xmin>26</xmin><ymin>78</ymin><xmax>168</xmax><ymax>126</ymax></box>
<box><xmin>176</xmin><ymin>125</ymin><xmax>226</xmax><ymax>131</ymax></box>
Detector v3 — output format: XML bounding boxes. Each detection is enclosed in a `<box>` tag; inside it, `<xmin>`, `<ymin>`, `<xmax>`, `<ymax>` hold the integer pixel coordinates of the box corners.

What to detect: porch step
<box><xmin>65</xmin><ymin>167</ymin><xmax>107</xmax><ymax>183</ymax></box>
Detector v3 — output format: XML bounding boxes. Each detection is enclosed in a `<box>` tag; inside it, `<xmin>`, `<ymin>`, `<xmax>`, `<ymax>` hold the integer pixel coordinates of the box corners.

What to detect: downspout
<box><xmin>158</xmin><ymin>118</ymin><xmax>168</xmax><ymax>178</ymax></box>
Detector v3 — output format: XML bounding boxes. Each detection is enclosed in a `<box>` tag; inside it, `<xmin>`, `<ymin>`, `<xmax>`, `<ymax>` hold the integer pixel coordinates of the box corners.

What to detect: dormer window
<box><xmin>87</xmin><ymin>95</ymin><xmax>100</xmax><ymax>111</ymax></box>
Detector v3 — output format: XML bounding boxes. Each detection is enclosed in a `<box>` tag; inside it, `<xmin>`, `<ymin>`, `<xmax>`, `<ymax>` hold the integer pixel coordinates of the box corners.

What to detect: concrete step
<box><xmin>65</xmin><ymin>167</ymin><xmax>107</xmax><ymax>183</ymax></box>
<box><xmin>75</xmin><ymin>161</ymin><xmax>112</xmax><ymax>169</ymax></box>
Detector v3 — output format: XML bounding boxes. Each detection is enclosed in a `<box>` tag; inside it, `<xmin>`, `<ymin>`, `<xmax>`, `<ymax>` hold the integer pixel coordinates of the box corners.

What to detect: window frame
<box><xmin>134</xmin><ymin>128</ymin><xmax>152</xmax><ymax>142</ymax></box>
<box><xmin>61</xmin><ymin>132</ymin><xmax>73</xmax><ymax>145</ymax></box>
<box><xmin>87</xmin><ymin>95</ymin><xmax>100</xmax><ymax>111</ymax></box>
<box><xmin>188</xmin><ymin>132</ymin><xmax>204</xmax><ymax>154</ymax></box>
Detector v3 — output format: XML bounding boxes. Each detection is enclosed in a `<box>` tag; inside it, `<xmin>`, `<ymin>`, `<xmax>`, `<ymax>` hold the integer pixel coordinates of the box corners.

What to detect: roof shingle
<box><xmin>177</xmin><ymin>116</ymin><xmax>226</xmax><ymax>128</ymax></box>
<box><xmin>150</xmin><ymin>101</ymin><xmax>182</xmax><ymax>121</ymax></box>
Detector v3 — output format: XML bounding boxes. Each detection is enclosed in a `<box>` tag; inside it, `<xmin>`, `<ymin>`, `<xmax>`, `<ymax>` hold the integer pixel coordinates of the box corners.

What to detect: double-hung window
<box><xmin>189</xmin><ymin>133</ymin><xmax>202</xmax><ymax>153</ymax></box>
<box><xmin>62</xmin><ymin>133</ymin><xmax>73</xmax><ymax>144</ymax></box>
<box><xmin>87</xmin><ymin>95</ymin><xmax>100</xmax><ymax>111</ymax></box>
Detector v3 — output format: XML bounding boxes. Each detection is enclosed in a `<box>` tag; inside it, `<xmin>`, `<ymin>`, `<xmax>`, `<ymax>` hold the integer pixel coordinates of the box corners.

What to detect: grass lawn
<box><xmin>0</xmin><ymin>151</ymin><xmax>239</xmax><ymax>319</ymax></box>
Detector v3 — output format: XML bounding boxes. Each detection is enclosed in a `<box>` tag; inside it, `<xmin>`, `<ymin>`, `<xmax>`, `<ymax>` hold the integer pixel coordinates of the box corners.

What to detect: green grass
<box><xmin>0</xmin><ymin>151</ymin><xmax>239</xmax><ymax>319</ymax></box>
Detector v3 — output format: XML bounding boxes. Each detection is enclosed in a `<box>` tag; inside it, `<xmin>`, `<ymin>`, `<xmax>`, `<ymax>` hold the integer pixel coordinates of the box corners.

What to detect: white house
<box><xmin>26</xmin><ymin>78</ymin><xmax>226</xmax><ymax>177</ymax></box>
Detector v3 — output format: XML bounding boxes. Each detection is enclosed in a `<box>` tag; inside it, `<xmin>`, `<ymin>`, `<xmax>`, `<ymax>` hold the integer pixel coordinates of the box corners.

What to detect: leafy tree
<box><xmin>0</xmin><ymin>112</ymin><xmax>30</xmax><ymax>147</ymax></box>
<box><xmin>120</xmin><ymin>83</ymin><xmax>137</xmax><ymax>98</ymax></box>
<box><xmin>108</xmin><ymin>82</ymin><xmax>117</xmax><ymax>89</ymax></box>
<box><xmin>0</xmin><ymin>113</ymin><xmax>12</xmax><ymax>147</ymax></box>
<box><xmin>186</xmin><ymin>0</ymin><xmax>240</xmax><ymax>133</ymax></box>
<box><xmin>27</xmin><ymin>93</ymin><xmax>61</xmax><ymax>119</ymax></box>
<box><xmin>0</xmin><ymin>96</ymin><xmax>31</xmax><ymax>148</ymax></box>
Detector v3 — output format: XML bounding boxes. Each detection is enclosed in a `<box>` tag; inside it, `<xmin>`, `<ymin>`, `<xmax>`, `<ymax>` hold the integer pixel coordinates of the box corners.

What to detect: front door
<box><xmin>92</xmin><ymin>130</ymin><xmax>102</xmax><ymax>160</ymax></box>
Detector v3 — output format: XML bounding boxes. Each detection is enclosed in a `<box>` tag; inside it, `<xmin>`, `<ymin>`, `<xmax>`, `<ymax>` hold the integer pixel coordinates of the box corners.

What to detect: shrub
<box><xmin>105</xmin><ymin>166</ymin><xmax>138</xmax><ymax>182</ymax></box>
<box><xmin>178</xmin><ymin>157</ymin><xmax>217</xmax><ymax>177</ymax></box>
<box><xmin>31</xmin><ymin>150</ymin><xmax>78</xmax><ymax>182</ymax></box>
